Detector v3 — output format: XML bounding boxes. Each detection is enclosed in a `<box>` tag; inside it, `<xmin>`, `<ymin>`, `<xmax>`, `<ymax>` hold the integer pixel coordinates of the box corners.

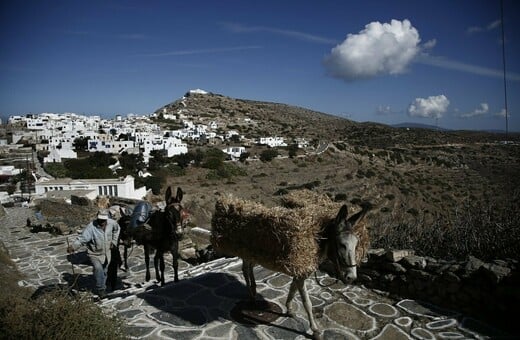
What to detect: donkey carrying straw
<box><xmin>211</xmin><ymin>193</ymin><xmax>370</xmax><ymax>340</ymax></box>
<box><xmin>118</xmin><ymin>186</ymin><xmax>187</xmax><ymax>286</ymax></box>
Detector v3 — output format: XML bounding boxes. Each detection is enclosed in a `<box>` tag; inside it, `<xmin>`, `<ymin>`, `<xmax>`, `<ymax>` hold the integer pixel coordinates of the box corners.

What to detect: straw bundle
<box><xmin>211</xmin><ymin>195</ymin><xmax>329</xmax><ymax>277</ymax></box>
<box><xmin>211</xmin><ymin>191</ymin><xmax>371</xmax><ymax>277</ymax></box>
<box><xmin>282</xmin><ymin>189</ymin><xmax>370</xmax><ymax>262</ymax></box>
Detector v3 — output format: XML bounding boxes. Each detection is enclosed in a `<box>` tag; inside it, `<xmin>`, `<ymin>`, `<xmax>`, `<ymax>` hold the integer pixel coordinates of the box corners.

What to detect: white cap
<box><xmin>97</xmin><ymin>209</ymin><xmax>109</xmax><ymax>220</ymax></box>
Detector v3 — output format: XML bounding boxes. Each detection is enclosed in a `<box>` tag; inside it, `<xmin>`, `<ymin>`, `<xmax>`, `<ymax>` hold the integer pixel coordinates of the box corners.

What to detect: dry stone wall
<box><xmin>356</xmin><ymin>249</ymin><xmax>518</xmax><ymax>334</ymax></box>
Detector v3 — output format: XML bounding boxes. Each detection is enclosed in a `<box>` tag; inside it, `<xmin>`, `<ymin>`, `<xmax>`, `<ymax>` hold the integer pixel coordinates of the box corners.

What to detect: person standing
<box><xmin>67</xmin><ymin>209</ymin><xmax>120</xmax><ymax>298</ymax></box>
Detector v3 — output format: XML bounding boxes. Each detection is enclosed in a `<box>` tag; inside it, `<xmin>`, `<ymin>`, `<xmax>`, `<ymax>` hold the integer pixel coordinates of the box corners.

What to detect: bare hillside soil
<box><xmin>164</xmin><ymin>141</ymin><xmax>519</xmax><ymax>246</ymax></box>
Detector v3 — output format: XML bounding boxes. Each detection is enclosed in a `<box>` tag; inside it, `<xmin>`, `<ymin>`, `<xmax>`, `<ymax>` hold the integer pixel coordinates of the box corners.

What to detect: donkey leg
<box><xmin>295</xmin><ymin>278</ymin><xmax>322</xmax><ymax>340</ymax></box>
<box><xmin>241</xmin><ymin>260</ymin><xmax>256</xmax><ymax>301</ymax></box>
<box><xmin>154</xmin><ymin>252</ymin><xmax>162</xmax><ymax>283</ymax></box>
<box><xmin>159</xmin><ymin>254</ymin><xmax>166</xmax><ymax>286</ymax></box>
<box><xmin>123</xmin><ymin>245</ymin><xmax>129</xmax><ymax>271</ymax></box>
<box><xmin>171</xmin><ymin>249</ymin><xmax>179</xmax><ymax>282</ymax></box>
<box><xmin>285</xmin><ymin>279</ymin><xmax>298</xmax><ymax>317</ymax></box>
<box><xmin>144</xmin><ymin>245</ymin><xmax>151</xmax><ymax>282</ymax></box>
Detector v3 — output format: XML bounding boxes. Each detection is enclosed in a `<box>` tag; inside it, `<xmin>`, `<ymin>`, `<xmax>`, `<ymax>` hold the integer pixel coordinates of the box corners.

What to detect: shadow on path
<box><xmin>138</xmin><ymin>272</ymin><xmax>311</xmax><ymax>338</ymax></box>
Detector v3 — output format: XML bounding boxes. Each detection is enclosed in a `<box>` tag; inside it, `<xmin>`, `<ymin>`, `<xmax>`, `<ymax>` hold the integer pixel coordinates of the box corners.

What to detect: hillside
<box><xmin>154</xmin><ymin>91</ymin><xmax>519</xmax><ymax>259</ymax></box>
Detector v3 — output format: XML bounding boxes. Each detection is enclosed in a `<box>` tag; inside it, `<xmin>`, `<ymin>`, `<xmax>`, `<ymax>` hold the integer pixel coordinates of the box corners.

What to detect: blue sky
<box><xmin>1</xmin><ymin>0</ymin><xmax>519</xmax><ymax>132</ymax></box>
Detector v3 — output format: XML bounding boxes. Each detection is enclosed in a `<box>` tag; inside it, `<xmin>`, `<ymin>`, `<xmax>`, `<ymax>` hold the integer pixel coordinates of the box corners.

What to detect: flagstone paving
<box><xmin>1</xmin><ymin>207</ymin><xmax>507</xmax><ymax>339</ymax></box>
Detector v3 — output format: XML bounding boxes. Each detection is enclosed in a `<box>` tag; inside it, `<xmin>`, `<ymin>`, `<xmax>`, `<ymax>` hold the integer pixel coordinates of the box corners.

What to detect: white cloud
<box><xmin>494</xmin><ymin>109</ymin><xmax>510</xmax><ymax>118</ymax></box>
<box><xmin>408</xmin><ymin>95</ymin><xmax>450</xmax><ymax>119</ymax></box>
<box><xmin>460</xmin><ymin>103</ymin><xmax>489</xmax><ymax>118</ymax></box>
<box><xmin>416</xmin><ymin>55</ymin><xmax>520</xmax><ymax>81</ymax></box>
<box><xmin>376</xmin><ymin>105</ymin><xmax>394</xmax><ymax>115</ymax></box>
<box><xmin>221</xmin><ymin>22</ymin><xmax>336</xmax><ymax>45</ymax></box>
<box><xmin>323</xmin><ymin>19</ymin><xmax>423</xmax><ymax>81</ymax></box>
<box><xmin>136</xmin><ymin>46</ymin><xmax>262</xmax><ymax>57</ymax></box>
<box><xmin>467</xmin><ymin>19</ymin><xmax>501</xmax><ymax>34</ymax></box>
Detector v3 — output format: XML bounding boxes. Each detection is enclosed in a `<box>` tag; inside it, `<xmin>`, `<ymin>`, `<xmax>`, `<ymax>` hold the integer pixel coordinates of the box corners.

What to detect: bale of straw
<box><xmin>281</xmin><ymin>189</ymin><xmax>360</xmax><ymax>215</ymax></box>
<box><xmin>282</xmin><ymin>189</ymin><xmax>370</xmax><ymax>263</ymax></box>
<box><xmin>281</xmin><ymin>189</ymin><xmax>335</xmax><ymax>209</ymax></box>
<box><xmin>211</xmin><ymin>195</ymin><xmax>331</xmax><ymax>277</ymax></box>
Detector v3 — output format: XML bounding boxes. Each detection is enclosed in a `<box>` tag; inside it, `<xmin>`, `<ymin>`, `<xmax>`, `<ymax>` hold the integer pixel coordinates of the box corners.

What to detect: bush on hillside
<box><xmin>260</xmin><ymin>149</ymin><xmax>278</xmax><ymax>162</ymax></box>
<box><xmin>0</xmin><ymin>245</ymin><xmax>125</xmax><ymax>339</ymax></box>
<box><xmin>370</xmin><ymin>198</ymin><xmax>520</xmax><ymax>261</ymax></box>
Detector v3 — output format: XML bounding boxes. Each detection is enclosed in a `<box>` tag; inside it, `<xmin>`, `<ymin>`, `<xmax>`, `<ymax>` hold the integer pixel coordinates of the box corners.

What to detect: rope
<box><xmin>66</xmin><ymin>237</ymin><xmax>80</xmax><ymax>291</ymax></box>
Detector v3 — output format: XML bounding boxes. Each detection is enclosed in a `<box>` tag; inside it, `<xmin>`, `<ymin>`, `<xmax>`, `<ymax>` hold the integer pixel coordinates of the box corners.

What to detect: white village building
<box><xmin>34</xmin><ymin>175</ymin><xmax>147</xmax><ymax>200</ymax></box>
<box><xmin>258</xmin><ymin>136</ymin><xmax>287</xmax><ymax>148</ymax></box>
<box><xmin>222</xmin><ymin>146</ymin><xmax>247</xmax><ymax>160</ymax></box>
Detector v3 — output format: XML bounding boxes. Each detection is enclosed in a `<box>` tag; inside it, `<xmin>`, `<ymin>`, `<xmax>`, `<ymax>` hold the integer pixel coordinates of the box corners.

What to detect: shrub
<box><xmin>143</xmin><ymin>176</ymin><xmax>162</xmax><ymax>195</ymax></box>
<box><xmin>44</xmin><ymin>163</ymin><xmax>68</xmax><ymax>178</ymax></box>
<box><xmin>206</xmin><ymin>163</ymin><xmax>247</xmax><ymax>180</ymax></box>
<box><xmin>370</xmin><ymin>198</ymin><xmax>520</xmax><ymax>261</ymax></box>
<box><xmin>0</xmin><ymin>245</ymin><xmax>125</xmax><ymax>339</ymax></box>
<box><xmin>334</xmin><ymin>193</ymin><xmax>348</xmax><ymax>202</ymax></box>
<box><xmin>202</xmin><ymin>148</ymin><xmax>226</xmax><ymax>169</ymax></box>
<box><xmin>260</xmin><ymin>149</ymin><xmax>279</xmax><ymax>162</ymax></box>
<box><xmin>0</xmin><ymin>289</ymin><xmax>126</xmax><ymax>339</ymax></box>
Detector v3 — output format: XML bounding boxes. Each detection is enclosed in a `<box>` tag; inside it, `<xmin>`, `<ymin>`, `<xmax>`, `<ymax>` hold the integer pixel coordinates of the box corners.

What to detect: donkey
<box><xmin>242</xmin><ymin>203</ymin><xmax>370</xmax><ymax>340</ymax></box>
<box><xmin>116</xmin><ymin>209</ymin><xmax>133</xmax><ymax>272</ymax></box>
<box><xmin>119</xmin><ymin>187</ymin><xmax>187</xmax><ymax>286</ymax></box>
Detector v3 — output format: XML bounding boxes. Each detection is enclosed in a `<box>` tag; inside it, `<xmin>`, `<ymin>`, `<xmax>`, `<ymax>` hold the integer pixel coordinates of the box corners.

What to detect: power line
<box><xmin>500</xmin><ymin>0</ymin><xmax>509</xmax><ymax>141</ymax></box>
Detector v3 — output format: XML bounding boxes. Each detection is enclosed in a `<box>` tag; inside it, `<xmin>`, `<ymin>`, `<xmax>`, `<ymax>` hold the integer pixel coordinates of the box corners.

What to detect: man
<box><xmin>67</xmin><ymin>209</ymin><xmax>120</xmax><ymax>298</ymax></box>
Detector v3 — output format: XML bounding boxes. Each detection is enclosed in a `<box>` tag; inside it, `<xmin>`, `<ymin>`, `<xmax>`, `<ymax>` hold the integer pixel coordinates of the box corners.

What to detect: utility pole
<box><xmin>500</xmin><ymin>0</ymin><xmax>509</xmax><ymax>141</ymax></box>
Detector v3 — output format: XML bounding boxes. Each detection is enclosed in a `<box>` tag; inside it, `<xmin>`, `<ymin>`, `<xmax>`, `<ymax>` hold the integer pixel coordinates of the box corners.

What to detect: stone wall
<box><xmin>356</xmin><ymin>249</ymin><xmax>518</xmax><ymax>334</ymax></box>
<box><xmin>35</xmin><ymin>199</ymin><xmax>99</xmax><ymax>230</ymax></box>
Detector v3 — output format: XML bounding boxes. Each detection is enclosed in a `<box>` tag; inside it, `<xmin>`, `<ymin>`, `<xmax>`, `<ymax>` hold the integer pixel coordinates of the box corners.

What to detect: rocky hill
<box><xmin>152</xmin><ymin>91</ymin><xmax>519</xmax><ymax>259</ymax></box>
<box><xmin>155</xmin><ymin>90</ymin><xmax>356</xmax><ymax>143</ymax></box>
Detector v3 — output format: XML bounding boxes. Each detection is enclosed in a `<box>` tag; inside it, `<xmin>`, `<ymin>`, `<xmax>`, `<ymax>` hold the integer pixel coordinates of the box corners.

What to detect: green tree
<box><xmin>239</xmin><ymin>152</ymin><xmax>250</xmax><ymax>163</ymax></box>
<box><xmin>202</xmin><ymin>148</ymin><xmax>226</xmax><ymax>169</ymax></box>
<box><xmin>148</xmin><ymin>150</ymin><xmax>168</xmax><ymax>171</ymax></box>
<box><xmin>118</xmin><ymin>152</ymin><xmax>145</xmax><ymax>173</ymax></box>
<box><xmin>43</xmin><ymin>162</ymin><xmax>68</xmax><ymax>178</ymax></box>
<box><xmin>172</xmin><ymin>152</ymin><xmax>193</xmax><ymax>169</ymax></box>
<box><xmin>72</xmin><ymin>137</ymin><xmax>89</xmax><ymax>151</ymax></box>
<box><xmin>144</xmin><ymin>176</ymin><xmax>162</xmax><ymax>195</ymax></box>
<box><xmin>288</xmin><ymin>143</ymin><xmax>299</xmax><ymax>158</ymax></box>
<box><xmin>260</xmin><ymin>148</ymin><xmax>279</xmax><ymax>162</ymax></box>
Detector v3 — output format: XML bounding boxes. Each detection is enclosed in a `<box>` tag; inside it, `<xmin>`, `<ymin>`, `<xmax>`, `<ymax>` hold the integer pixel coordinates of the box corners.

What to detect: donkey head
<box><xmin>330</xmin><ymin>204</ymin><xmax>359</xmax><ymax>283</ymax></box>
<box><xmin>165</xmin><ymin>187</ymin><xmax>186</xmax><ymax>234</ymax></box>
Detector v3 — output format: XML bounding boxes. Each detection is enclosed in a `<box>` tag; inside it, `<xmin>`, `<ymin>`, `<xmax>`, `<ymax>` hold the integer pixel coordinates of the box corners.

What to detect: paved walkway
<box><xmin>1</xmin><ymin>207</ymin><xmax>500</xmax><ymax>339</ymax></box>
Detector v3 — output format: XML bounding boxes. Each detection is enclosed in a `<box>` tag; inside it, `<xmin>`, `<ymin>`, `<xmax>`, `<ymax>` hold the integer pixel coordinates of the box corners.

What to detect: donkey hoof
<box><xmin>312</xmin><ymin>330</ymin><xmax>323</xmax><ymax>340</ymax></box>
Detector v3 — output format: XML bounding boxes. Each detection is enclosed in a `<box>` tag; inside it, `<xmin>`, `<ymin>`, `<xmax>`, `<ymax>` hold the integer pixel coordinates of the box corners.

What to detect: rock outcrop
<box><xmin>356</xmin><ymin>249</ymin><xmax>518</xmax><ymax>334</ymax></box>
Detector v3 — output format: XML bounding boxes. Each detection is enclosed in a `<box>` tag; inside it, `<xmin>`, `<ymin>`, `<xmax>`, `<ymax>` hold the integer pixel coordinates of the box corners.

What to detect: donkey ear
<box><xmin>335</xmin><ymin>204</ymin><xmax>348</xmax><ymax>225</ymax></box>
<box><xmin>176</xmin><ymin>187</ymin><xmax>183</xmax><ymax>202</ymax></box>
<box><xmin>165</xmin><ymin>186</ymin><xmax>172</xmax><ymax>203</ymax></box>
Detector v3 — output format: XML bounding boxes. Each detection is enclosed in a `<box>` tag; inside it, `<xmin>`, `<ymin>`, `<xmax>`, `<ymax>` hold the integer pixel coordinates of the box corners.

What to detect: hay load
<box><xmin>211</xmin><ymin>190</ymin><xmax>371</xmax><ymax>277</ymax></box>
<box><xmin>282</xmin><ymin>189</ymin><xmax>370</xmax><ymax>262</ymax></box>
<box><xmin>211</xmin><ymin>190</ymin><xmax>373</xmax><ymax>340</ymax></box>
<box><xmin>211</xmin><ymin>195</ymin><xmax>334</xmax><ymax>277</ymax></box>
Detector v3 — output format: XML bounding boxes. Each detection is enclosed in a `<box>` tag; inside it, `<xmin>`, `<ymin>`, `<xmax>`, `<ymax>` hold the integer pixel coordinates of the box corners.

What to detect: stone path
<box><xmin>1</xmin><ymin>207</ymin><xmax>501</xmax><ymax>339</ymax></box>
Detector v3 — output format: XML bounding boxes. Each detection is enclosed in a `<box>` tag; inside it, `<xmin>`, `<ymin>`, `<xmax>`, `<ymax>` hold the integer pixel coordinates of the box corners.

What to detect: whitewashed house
<box><xmin>88</xmin><ymin>138</ymin><xmax>136</xmax><ymax>154</ymax></box>
<box><xmin>34</xmin><ymin>175</ymin><xmax>147</xmax><ymax>200</ymax></box>
<box><xmin>140</xmin><ymin>135</ymin><xmax>187</xmax><ymax>158</ymax></box>
<box><xmin>222</xmin><ymin>146</ymin><xmax>246</xmax><ymax>160</ymax></box>
<box><xmin>43</xmin><ymin>145</ymin><xmax>78</xmax><ymax>163</ymax></box>
<box><xmin>226</xmin><ymin>130</ymin><xmax>240</xmax><ymax>140</ymax></box>
<box><xmin>0</xmin><ymin>165</ymin><xmax>22</xmax><ymax>176</ymax></box>
<box><xmin>258</xmin><ymin>137</ymin><xmax>287</xmax><ymax>148</ymax></box>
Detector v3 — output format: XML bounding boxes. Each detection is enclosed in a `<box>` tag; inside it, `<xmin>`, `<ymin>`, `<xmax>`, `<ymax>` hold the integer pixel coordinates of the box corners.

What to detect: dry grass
<box><xmin>370</xmin><ymin>197</ymin><xmax>520</xmax><ymax>261</ymax></box>
<box><xmin>0</xmin><ymin>242</ymin><xmax>126</xmax><ymax>339</ymax></box>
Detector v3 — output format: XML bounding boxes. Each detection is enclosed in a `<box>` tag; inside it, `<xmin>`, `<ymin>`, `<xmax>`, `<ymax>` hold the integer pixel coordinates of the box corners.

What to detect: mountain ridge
<box><xmin>149</xmin><ymin>91</ymin><xmax>520</xmax><ymax>242</ymax></box>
